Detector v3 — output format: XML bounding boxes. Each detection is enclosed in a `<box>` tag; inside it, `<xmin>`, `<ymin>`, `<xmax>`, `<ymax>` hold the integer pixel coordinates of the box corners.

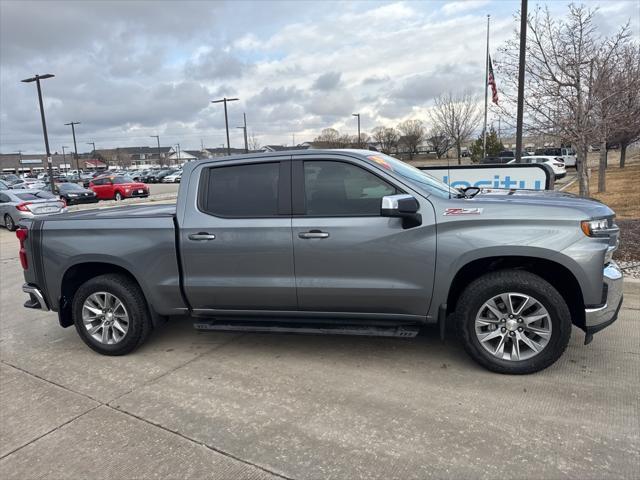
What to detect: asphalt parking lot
<box><xmin>0</xmin><ymin>226</ymin><xmax>638</xmax><ymax>479</ymax></box>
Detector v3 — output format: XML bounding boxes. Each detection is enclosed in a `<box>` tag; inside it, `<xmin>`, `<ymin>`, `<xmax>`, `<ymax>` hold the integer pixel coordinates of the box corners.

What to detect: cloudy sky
<box><xmin>0</xmin><ymin>0</ymin><xmax>637</xmax><ymax>154</ymax></box>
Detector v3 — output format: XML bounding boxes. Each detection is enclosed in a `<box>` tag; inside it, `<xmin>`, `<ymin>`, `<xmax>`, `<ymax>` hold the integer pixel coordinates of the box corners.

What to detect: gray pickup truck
<box><xmin>18</xmin><ymin>150</ymin><xmax>623</xmax><ymax>374</ymax></box>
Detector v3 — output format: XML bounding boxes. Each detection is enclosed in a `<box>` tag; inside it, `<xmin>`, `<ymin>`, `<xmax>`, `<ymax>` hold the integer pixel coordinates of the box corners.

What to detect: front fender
<box><xmin>428</xmin><ymin>219</ymin><xmax>597</xmax><ymax>318</ymax></box>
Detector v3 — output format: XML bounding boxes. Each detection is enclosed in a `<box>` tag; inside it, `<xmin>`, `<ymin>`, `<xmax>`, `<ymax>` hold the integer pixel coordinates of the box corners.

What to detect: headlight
<box><xmin>67</xmin><ymin>193</ymin><xmax>78</xmax><ymax>197</ymax></box>
<box><xmin>581</xmin><ymin>218</ymin><xmax>610</xmax><ymax>237</ymax></box>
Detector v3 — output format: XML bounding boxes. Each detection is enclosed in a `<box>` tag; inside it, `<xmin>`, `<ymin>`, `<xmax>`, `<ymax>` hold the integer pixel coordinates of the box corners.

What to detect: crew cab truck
<box><xmin>18</xmin><ymin>150</ymin><xmax>623</xmax><ymax>374</ymax></box>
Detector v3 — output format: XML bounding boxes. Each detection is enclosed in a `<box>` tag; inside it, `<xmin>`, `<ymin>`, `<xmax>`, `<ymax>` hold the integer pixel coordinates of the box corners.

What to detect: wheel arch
<box><xmin>58</xmin><ymin>262</ymin><xmax>163</xmax><ymax>328</ymax></box>
<box><xmin>446</xmin><ymin>256</ymin><xmax>586</xmax><ymax>330</ymax></box>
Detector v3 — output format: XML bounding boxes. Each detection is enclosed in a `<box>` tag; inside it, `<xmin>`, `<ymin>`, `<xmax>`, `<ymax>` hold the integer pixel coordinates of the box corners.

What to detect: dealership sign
<box><xmin>20</xmin><ymin>159</ymin><xmax>42</xmax><ymax>164</ymax></box>
<box><xmin>419</xmin><ymin>164</ymin><xmax>553</xmax><ymax>190</ymax></box>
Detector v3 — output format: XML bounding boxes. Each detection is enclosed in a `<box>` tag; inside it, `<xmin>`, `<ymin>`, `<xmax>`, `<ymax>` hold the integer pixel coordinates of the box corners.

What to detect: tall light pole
<box><xmin>514</xmin><ymin>0</ymin><xmax>528</xmax><ymax>162</ymax></box>
<box><xmin>352</xmin><ymin>113</ymin><xmax>361</xmax><ymax>147</ymax></box>
<box><xmin>150</xmin><ymin>135</ymin><xmax>161</xmax><ymax>166</ymax></box>
<box><xmin>236</xmin><ymin>112</ymin><xmax>248</xmax><ymax>153</ymax></box>
<box><xmin>175</xmin><ymin>143</ymin><xmax>181</xmax><ymax>164</ymax></box>
<box><xmin>21</xmin><ymin>73</ymin><xmax>55</xmax><ymax>192</ymax></box>
<box><xmin>211</xmin><ymin>97</ymin><xmax>239</xmax><ymax>156</ymax></box>
<box><xmin>65</xmin><ymin>121</ymin><xmax>81</xmax><ymax>172</ymax></box>
<box><xmin>61</xmin><ymin>146</ymin><xmax>69</xmax><ymax>172</ymax></box>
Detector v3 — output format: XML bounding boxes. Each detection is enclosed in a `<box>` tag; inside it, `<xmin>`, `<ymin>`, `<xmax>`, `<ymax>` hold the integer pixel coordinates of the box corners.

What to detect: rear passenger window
<box><xmin>202</xmin><ymin>162</ymin><xmax>280</xmax><ymax>217</ymax></box>
<box><xmin>304</xmin><ymin>161</ymin><xmax>396</xmax><ymax>216</ymax></box>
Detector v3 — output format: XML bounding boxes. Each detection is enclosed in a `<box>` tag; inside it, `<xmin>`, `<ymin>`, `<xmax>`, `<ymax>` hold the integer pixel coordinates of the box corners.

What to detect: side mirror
<box><xmin>381</xmin><ymin>194</ymin><xmax>422</xmax><ymax>228</ymax></box>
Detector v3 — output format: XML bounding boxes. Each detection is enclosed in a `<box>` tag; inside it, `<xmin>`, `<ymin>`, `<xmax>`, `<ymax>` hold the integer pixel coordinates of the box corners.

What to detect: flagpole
<box><xmin>482</xmin><ymin>14</ymin><xmax>490</xmax><ymax>159</ymax></box>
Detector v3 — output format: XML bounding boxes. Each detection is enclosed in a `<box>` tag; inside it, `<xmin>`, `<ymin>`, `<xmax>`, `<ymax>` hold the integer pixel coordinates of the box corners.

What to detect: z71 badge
<box><xmin>443</xmin><ymin>208</ymin><xmax>484</xmax><ymax>216</ymax></box>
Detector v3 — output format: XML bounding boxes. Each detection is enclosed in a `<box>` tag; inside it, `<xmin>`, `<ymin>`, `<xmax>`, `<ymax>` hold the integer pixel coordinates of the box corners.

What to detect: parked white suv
<box><xmin>509</xmin><ymin>156</ymin><xmax>566</xmax><ymax>178</ymax></box>
<box><xmin>535</xmin><ymin>147</ymin><xmax>576</xmax><ymax>167</ymax></box>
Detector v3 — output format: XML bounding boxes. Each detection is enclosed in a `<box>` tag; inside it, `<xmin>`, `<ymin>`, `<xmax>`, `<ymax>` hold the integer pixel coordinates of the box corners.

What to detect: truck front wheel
<box><xmin>72</xmin><ymin>273</ymin><xmax>153</xmax><ymax>355</ymax></box>
<box><xmin>455</xmin><ymin>270</ymin><xmax>571</xmax><ymax>374</ymax></box>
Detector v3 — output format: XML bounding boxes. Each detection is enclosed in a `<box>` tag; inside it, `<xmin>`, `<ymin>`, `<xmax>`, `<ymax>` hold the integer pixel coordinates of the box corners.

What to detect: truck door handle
<box><xmin>298</xmin><ymin>230</ymin><xmax>329</xmax><ymax>239</ymax></box>
<box><xmin>188</xmin><ymin>232</ymin><xmax>216</xmax><ymax>241</ymax></box>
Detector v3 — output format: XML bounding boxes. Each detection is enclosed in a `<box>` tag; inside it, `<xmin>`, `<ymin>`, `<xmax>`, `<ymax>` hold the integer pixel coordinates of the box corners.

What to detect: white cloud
<box><xmin>442</xmin><ymin>0</ymin><xmax>490</xmax><ymax>16</ymax></box>
<box><xmin>1</xmin><ymin>0</ymin><xmax>637</xmax><ymax>151</ymax></box>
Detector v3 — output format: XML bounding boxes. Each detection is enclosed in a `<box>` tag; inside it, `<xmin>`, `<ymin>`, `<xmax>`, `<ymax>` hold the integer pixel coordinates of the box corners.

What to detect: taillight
<box><xmin>16</xmin><ymin>227</ymin><xmax>28</xmax><ymax>270</ymax></box>
<box><xmin>16</xmin><ymin>202</ymin><xmax>32</xmax><ymax>212</ymax></box>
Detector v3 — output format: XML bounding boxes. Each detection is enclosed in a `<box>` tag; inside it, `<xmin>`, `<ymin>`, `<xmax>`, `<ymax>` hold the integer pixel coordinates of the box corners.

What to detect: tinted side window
<box><xmin>304</xmin><ymin>161</ymin><xmax>396</xmax><ymax>216</ymax></box>
<box><xmin>202</xmin><ymin>162</ymin><xmax>280</xmax><ymax>217</ymax></box>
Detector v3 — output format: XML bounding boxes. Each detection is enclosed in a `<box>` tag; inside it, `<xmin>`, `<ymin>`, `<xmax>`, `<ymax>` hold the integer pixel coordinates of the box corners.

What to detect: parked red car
<box><xmin>89</xmin><ymin>175</ymin><xmax>149</xmax><ymax>201</ymax></box>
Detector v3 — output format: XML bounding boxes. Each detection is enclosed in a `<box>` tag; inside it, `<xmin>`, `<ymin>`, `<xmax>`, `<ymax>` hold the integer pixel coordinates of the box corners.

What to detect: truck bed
<box><xmin>25</xmin><ymin>203</ymin><xmax>186</xmax><ymax>321</ymax></box>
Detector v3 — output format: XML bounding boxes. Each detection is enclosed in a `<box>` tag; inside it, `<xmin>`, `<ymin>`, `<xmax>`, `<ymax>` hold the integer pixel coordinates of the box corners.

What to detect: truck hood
<box><xmin>469</xmin><ymin>189</ymin><xmax>614</xmax><ymax>219</ymax></box>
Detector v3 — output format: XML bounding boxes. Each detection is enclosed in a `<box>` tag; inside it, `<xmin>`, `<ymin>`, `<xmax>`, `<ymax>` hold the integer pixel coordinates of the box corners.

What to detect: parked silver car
<box><xmin>0</xmin><ymin>189</ymin><xmax>67</xmax><ymax>231</ymax></box>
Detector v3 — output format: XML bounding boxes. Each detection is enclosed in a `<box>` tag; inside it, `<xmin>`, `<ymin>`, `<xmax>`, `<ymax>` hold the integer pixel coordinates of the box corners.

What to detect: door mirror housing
<box><xmin>381</xmin><ymin>194</ymin><xmax>421</xmax><ymax>228</ymax></box>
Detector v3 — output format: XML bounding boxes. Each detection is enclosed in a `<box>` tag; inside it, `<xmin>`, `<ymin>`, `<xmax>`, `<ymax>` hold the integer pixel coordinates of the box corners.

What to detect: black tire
<box><xmin>4</xmin><ymin>214</ymin><xmax>16</xmax><ymax>231</ymax></box>
<box><xmin>114</xmin><ymin>191</ymin><xmax>123</xmax><ymax>201</ymax></box>
<box><xmin>72</xmin><ymin>273</ymin><xmax>153</xmax><ymax>355</ymax></box>
<box><xmin>455</xmin><ymin>270</ymin><xmax>571</xmax><ymax>374</ymax></box>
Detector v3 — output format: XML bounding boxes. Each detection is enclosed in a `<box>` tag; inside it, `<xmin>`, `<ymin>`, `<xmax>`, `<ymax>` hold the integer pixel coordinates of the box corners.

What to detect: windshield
<box><xmin>36</xmin><ymin>191</ymin><xmax>56</xmax><ymax>199</ymax></box>
<box><xmin>59</xmin><ymin>183</ymin><xmax>84</xmax><ymax>191</ymax></box>
<box><xmin>15</xmin><ymin>193</ymin><xmax>40</xmax><ymax>201</ymax></box>
<box><xmin>113</xmin><ymin>176</ymin><xmax>134</xmax><ymax>184</ymax></box>
<box><xmin>366</xmin><ymin>153</ymin><xmax>461</xmax><ymax>198</ymax></box>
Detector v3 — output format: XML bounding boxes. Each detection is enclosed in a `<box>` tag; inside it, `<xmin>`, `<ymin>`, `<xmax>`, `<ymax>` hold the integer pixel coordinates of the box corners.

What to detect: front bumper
<box><xmin>67</xmin><ymin>196</ymin><xmax>98</xmax><ymax>205</ymax></box>
<box><xmin>584</xmin><ymin>262</ymin><xmax>623</xmax><ymax>342</ymax></box>
<box><xmin>125</xmin><ymin>190</ymin><xmax>149</xmax><ymax>198</ymax></box>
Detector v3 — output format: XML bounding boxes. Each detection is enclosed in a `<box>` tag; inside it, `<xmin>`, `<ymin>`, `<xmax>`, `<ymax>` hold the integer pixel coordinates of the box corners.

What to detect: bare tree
<box><xmin>337</xmin><ymin>133</ymin><xmax>353</xmax><ymax>148</ymax></box>
<box><xmin>607</xmin><ymin>44</ymin><xmax>640</xmax><ymax>169</ymax></box>
<box><xmin>426</xmin><ymin>125</ymin><xmax>452</xmax><ymax>159</ymax></box>
<box><xmin>397</xmin><ymin>119</ymin><xmax>425</xmax><ymax>160</ymax></box>
<box><xmin>497</xmin><ymin>4</ymin><xmax>632</xmax><ymax>196</ymax></box>
<box><xmin>314</xmin><ymin>128</ymin><xmax>342</xmax><ymax>148</ymax></box>
<box><xmin>247</xmin><ymin>132</ymin><xmax>261</xmax><ymax>151</ymax></box>
<box><xmin>371</xmin><ymin>126</ymin><xmax>399</xmax><ymax>154</ymax></box>
<box><xmin>429</xmin><ymin>91</ymin><xmax>481</xmax><ymax>164</ymax></box>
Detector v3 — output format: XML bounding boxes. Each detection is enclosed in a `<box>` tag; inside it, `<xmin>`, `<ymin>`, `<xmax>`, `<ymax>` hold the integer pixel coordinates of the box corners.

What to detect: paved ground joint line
<box><xmin>107</xmin><ymin>405</ymin><xmax>296</xmax><ymax>480</ymax></box>
<box><xmin>1</xmin><ymin>359</ymin><xmax>102</xmax><ymax>404</ymax></box>
<box><xmin>0</xmin><ymin>403</ymin><xmax>101</xmax><ymax>460</ymax></box>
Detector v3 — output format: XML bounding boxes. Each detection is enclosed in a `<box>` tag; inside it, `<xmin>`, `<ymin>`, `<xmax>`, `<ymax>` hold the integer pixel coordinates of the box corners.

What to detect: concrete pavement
<box><xmin>0</xmin><ymin>227</ymin><xmax>638</xmax><ymax>479</ymax></box>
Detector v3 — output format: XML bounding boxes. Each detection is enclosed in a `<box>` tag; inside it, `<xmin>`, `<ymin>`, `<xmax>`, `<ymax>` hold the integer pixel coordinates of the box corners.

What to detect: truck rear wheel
<box><xmin>455</xmin><ymin>270</ymin><xmax>571</xmax><ymax>374</ymax></box>
<box><xmin>72</xmin><ymin>273</ymin><xmax>153</xmax><ymax>355</ymax></box>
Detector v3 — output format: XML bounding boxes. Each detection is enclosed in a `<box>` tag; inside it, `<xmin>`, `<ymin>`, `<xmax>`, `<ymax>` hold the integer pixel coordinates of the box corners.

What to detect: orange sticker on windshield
<box><xmin>368</xmin><ymin>155</ymin><xmax>393</xmax><ymax>170</ymax></box>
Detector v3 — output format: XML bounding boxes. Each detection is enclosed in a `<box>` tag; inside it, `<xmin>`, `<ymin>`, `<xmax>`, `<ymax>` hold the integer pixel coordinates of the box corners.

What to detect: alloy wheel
<box><xmin>474</xmin><ymin>292</ymin><xmax>552</xmax><ymax>361</ymax></box>
<box><xmin>82</xmin><ymin>292</ymin><xmax>130</xmax><ymax>344</ymax></box>
<box><xmin>4</xmin><ymin>214</ymin><xmax>15</xmax><ymax>231</ymax></box>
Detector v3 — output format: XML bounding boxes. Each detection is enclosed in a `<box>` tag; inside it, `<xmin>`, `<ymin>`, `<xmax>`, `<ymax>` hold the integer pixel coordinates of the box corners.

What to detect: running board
<box><xmin>193</xmin><ymin>321</ymin><xmax>420</xmax><ymax>338</ymax></box>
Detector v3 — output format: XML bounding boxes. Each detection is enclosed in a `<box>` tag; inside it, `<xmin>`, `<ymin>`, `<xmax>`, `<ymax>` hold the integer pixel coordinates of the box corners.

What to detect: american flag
<box><xmin>488</xmin><ymin>55</ymin><xmax>498</xmax><ymax>104</ymax></box>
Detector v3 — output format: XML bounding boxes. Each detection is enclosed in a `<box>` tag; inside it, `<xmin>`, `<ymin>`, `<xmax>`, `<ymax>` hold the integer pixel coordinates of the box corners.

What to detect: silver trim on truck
<box><xmin>22</xmin><ymin>284</ymin><xmax>49</xmax><ymax>311</ymax></box>
<box><xmin>585</xmin><ymin>262</ymin><xmax>623</xmax><ymax>328</ymax></box>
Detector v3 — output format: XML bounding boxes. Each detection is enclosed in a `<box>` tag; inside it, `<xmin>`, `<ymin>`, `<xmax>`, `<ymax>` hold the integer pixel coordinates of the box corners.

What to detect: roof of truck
<box><xmin>194</xmin><ymin>148</ymin><xmax>378</xmax><ymax>162</ymax></box>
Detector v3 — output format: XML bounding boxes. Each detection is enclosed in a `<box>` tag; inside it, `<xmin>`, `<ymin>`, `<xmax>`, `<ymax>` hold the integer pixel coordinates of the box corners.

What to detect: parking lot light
<box><xmin>65</xmin><ymin>122</ymin><xmax>81</xmax><ymax>172</ymax></box>
<box><xmin>21</xmin><ymin>74</ymin><xmax>56</xmax><ymax>192</ymax></box>
<box><xmin>211</xmin><ymin>97</ymin><xmax>239</xmax><ymax>156</ymax></box>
